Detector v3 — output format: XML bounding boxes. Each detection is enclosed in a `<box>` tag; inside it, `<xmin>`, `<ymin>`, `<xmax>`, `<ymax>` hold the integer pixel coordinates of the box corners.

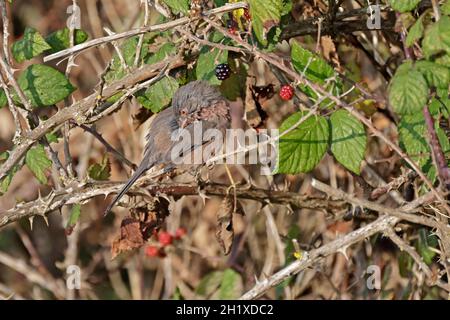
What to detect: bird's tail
<box><xmin>104</xmin><ymin>162</ymin><xmax>149</xmax><ymax>216</ymax></box>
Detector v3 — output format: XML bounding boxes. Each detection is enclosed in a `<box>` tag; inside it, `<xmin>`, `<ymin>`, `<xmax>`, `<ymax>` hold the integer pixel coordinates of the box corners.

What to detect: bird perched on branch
<box><xmin>104</xmin><ymin>80</ymin><xmax>230</xmax><ymax>215</ymax></box>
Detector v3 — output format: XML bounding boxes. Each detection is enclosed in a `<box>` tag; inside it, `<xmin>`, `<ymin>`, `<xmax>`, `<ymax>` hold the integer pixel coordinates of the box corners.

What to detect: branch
<box><xmin>43</xmin><ymin>1</ymin><xmax>248</xmax><ymax>63</ymax></box>
<box><xmin>0</xmin><ymin>181</ymin><xmax>346</xmax><ymax>229</ymax></box>
<box><xmin>239</xmin><ymin>192</ymin><xmax>437</xmax><ymax>300</ymax></box>
<box><xmin>0</xmin><ymin>57</ymin><xmax>185</xmax><ymax>181</ymax></box>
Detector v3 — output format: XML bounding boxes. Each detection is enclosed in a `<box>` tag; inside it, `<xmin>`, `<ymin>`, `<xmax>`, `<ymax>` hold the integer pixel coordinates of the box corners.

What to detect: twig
<box><xmin>311</xmin><ymin>178</ymin><xmax>443</xmax><ymax>230</ymax></box>
<box><xmin>386</xmin><ymin>228</ymin><xmax>449</xmax><ymax>291</ymax></box>
<box><xmin>0</xmin><ymin>181</ymin><xmax>346</xmax><ymax>229</ymax></box>
<box><xmin>73</xmin><ymin>122</ymin><xmax>137</xmax><ymax>170</ymax></box>
<box><xmin>423</xmin><ymin>105</ymin><xmax>450</xmax><ymax>190</ymax></box>
<box><xmin>43</xmin><ymin>2</ymin><xmax>248</xmax><ymax>63</ymax></box>
<box><xmin>239</xmin><ymin>192</ymin><xmax>437</xmax><ymax>299</ymax></box>
<box><xmin>0</xmin><ymin>57</ymin><xmax>184</xmax><ymax>181</ymax></box>
<box><xmin>205</xmin><ymin>16</ymin><xmax>450</xmax><ymax>215</ymax></box>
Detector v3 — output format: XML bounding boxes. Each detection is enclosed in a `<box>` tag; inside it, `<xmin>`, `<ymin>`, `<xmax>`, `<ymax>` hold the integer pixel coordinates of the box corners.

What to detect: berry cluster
<box><xmin>145</xmin><ymin>227</ymin><xmax>187</xmax><ymax>258</ymax></box>
<box><xmin>279</xmin><ymin>84</ymin><xmax>294</xmax><ymax>101</ymax></box>
<box><xmin>215</xmin><ymin>63</ymin><xmax>231</xmax><ymax>81</ymax></box>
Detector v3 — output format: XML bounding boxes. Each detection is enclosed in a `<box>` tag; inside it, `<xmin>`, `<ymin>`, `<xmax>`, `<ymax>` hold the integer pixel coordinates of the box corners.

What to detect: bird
<box><xmin>104</xmin><ymin>80</ymin><xmax>230</xmax><ymax>215</ymax></box>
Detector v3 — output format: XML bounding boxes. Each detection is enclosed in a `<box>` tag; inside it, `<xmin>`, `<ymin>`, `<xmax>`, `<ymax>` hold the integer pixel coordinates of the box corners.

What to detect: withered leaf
<box><xmin>215</xmin><ymin>196</ymin><xmax>235</xmax><ymax>255</ymax></box>
<box><xmin>111</xmin><ymin>216</ymin><xmax>145</xmax><ymax>259</ymax></box>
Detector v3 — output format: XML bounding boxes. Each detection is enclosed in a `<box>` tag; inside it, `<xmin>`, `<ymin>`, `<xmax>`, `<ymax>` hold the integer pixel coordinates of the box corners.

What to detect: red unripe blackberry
<box><xmin>215</xmin><ymin>63</ymin><xmax>231</xmax><ymax>81</ymax></box>
<box><xmin>279</xmin><ymin>85</ymin><xmax>294</xmax><ymax>101</ymax></box>
<box><xmin>158</xmin><ymin>231</ymin><xmax>173</xmax><ymax>246</ymax></box>
<box><xmin>145</xmin><ymin>245</ymin><xmax>159</xmax><ymax>257</ymax></box>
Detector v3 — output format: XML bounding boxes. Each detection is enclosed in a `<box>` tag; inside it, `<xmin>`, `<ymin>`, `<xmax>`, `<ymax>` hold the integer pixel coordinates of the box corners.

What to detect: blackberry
<box><xmin>215</xmin><ymin>63</ymin><xmax>231</xmax><ymax>81</ymax></box>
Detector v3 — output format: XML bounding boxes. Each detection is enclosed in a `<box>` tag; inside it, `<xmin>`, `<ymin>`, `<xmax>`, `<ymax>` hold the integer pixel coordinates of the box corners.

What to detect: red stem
<box><xmin>423</xmin><ymin>105</ymin><xmax>450</xmax><ymax>189</ymax></box>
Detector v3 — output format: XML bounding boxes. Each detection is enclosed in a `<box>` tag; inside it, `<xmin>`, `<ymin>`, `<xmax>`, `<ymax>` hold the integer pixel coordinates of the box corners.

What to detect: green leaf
<box><xmin>196</xmin><ymin>47</ymin><xmax>228</xmax><ymax>85</ymax></box>
<box><xmin>144</xmin><ymin>43</ymin><xmax>176</xmax><ymax>65</ymax></box>
<box><xmin>248</xmin><ymin>0</ymin><xmax>282</xmax><ymax>46</ymax></box>
<box><xmin>65</xmin><ymin>204</ymin><xmax>81</xmax><ymax>233</ymax></box>
<box><xmin>399</xmin><ymin>113</ymin><xmax>430</xmax><ymax>168</ymax></box>
<box><xmin>196</xmin><ymin>269</ymin><xmax>243</xmax><ymax>299</ymax></box>
<box><xmin>406</xmin><ymin>15</ymin><xmax>424</xmax><ymax>47</ymax></box>
<box><xmin>275</xmin><ymin>112</ymin><xmax>329</xmax><ymax>174</ymax></box>
<box><xmin>162</xmin><ymin>0</ymin><xmax>189</xmax><ymax>14</ymax></box>
<box><xmin>388</xmin><ymin>67</ymin><xmax>428</xmax><ymax>115</ymax></box>
<box><xmin>45</xmin><ymin>28</ymin><xmax>88</xmax><ymax>53</ymax></box>
<box><xmin>11</xmin><ymin>27</ymin><xmax>51</xmax><ymax>63</ymax></box>
<box><xmin>105</xmin><ymin>36</ymin><xmax>152</xmax><ymax>83</ymax></box>
<box><xmin>88</xmin><ymin>156</ymin><xmax>111</xmax><ymax>181</ymax></box>
<box><xmin>414</xmin><ymin>60</ymin><xmax>450</xmax><ymax>88</ymax></box>
<box><xmin>291</xmin><ymin>41</ymin><xmax>335</xmax><ymax>84</ymax></box>
<box><xmin>388</xmin><ymin>0</ymin><xmax>421</xmax><ymax>13</ymax></box>
<box><xmin>25</xmin><ymin>144</ymin><xmax>52</xmax><ymax>184</ymax></box>
<box><xmin>16</xmin><ymin>64</ymin><xmax>75</xmax><ymax>107</ymax></box>
<box><xmin>0</xmin><ymin>88</ymin><xmax>7</xmax><ymax>108</ymax></box>
<box><xmin>422</xmin><ymin>16</ymin><xmax>450</xmax><ymax>58</ymax></box>
<box><xmin>218</xmin><ymin>269</ymin><xmax>243</xmax><ymax>300</ymax></box>
<box><xmin>330</xmin><ymin>110</ymin><xmax>366</xmax><ymax>174</ymax></box>
<box><xmin>0</xmin><ymin>164</ymin><xmax>20</xmax><ymax>194</ymax></box>
<box><xmin>219</xmin><ymin>58</ymin><xmax>247</xmax><ymax>101</ymax></box>
<box><xmin>135</xmin><ymin>76</ymin><xmax>179</xmax><ymax>112</ymax></box>
<box><xmin>416</xmin><ymin>228</ymin><xmax>438</xmax><ymax>265</ymax></box>
<box><xmin>45</xmin><ymin>132</ymin><xmax>59</xmax><ymax>143</ymax></box>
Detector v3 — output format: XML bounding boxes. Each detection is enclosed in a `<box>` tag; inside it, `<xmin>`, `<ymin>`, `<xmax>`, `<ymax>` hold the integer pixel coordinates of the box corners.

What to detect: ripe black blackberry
<box><xmin>215</xmin><ymin>63</ymin><xmax>231</xmax><ymax>80</ymax></box>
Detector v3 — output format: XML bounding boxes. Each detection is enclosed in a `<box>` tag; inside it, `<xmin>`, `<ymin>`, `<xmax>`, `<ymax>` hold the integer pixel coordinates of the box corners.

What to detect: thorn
<box><xmin>197</xmin><ymin>188</ymin><xmax>209</xmax><ymax>205</ymax></box>
<box><xmin>28</xmin><ymin>216</ymin><xmax>34</xmax><ymax>230</ymax></box>
<box><xmin>337</xmin><ymin>245</ymin><xmax>349</xmax><ymax>260</ymax></box>
<box><xmin>42</xmin><ymin>215</ymin><xmax>49</xmax><ymax>227</ymax></box>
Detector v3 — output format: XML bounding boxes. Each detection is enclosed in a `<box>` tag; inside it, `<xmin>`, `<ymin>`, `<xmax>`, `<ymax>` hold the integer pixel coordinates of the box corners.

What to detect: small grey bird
<box><xmin>104</xmin><ymin>80</ymin><xmax>230</xmax><ymax>215</ymax></box>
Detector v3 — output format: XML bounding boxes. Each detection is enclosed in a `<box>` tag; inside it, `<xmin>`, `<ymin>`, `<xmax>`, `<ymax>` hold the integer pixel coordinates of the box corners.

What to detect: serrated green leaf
<box><xmin>144</xmin><ymin>43</ymin><xmax>176</xmax><ymax>65</ymax></box>
<box><xmin>248</xmin><ymin>0</ymin><xmax>282</xmax><ymax>46</ymax></box>
<box><xmin>11</xmin><ymin>27</ymin><xmax>51</xmax><ymax>63</ymax></box>
<box><xmin>219</xmin><ymin>269</ymin><xmax>243</xmax><ymax>300</ymax></box>
<box><xmin>45</xmin><ymin>28</ymin><xmax>88</xmax><ymax>54</ymax></box>
<box><xmin>422</xmin><ymin>16</ymin><xmax>450</xmax><ymax>58</ymax></box>
<box><xmin>330</xmin><ymin>110</ymin><xmax>366</xmax><ymax>174</ymax></box>
<box><xmin>0</xmin><ymin>164</ymin><xmax>20</xmax><ymax>194</ymax></box>
<box><xmin>388</xmin><ymin>0</ymin><xmax>420</xmax><ymax>13</ymax></box>
<box><xmin>135</xmin><ymin>76</ymin><xmax>179</xmax><ymax>112</ymax></box>
<box><xmin>406</xmin><ymin>15</ymin><xmax>424</xmax><ymax>47</ymax></box>
<box><xmin>414</xmin><ymin>60</ymin><xmax>450</xmax><ymax>88</ymax></box>
<box><xmin>196</xmin><ymin>47</ymin><xmax>228</xmax><ymax>85</ymax></box>
<box><xmin>16</xmin><ymin>64</ymin><xmax>75</xmax><ymax>107</ymax></box>
<box><xmin>162</xmin><ymin>0</ymin><xmax>189</xmax><ymax>14</ymax></box>
<box><xmin>275</xmin><ymin>112</ymin><xmax>329</xmax><ymax>174</ymax></box>
<box><xmin>291</xmin><ymin>41</ymin><xmax>335</xmax><ymax>84</ymax></box>
<box><xmin>66</xmin><ymin>204</ymin><xmax>81</xmax><ymax>230</ymax></box>
<box><xmin>398</xmin><ymin>112</ymin><xmax>450</xmax><ymax>179</ymax></box>
<box><xmin>388</xmin><ymin>68</ymin><xmax>428</xmax><ymax>115</ymax></box>
<box><xmin>88</xmin><ymin>156</ymin><xmax>111</xmax><ymax>181</ymax></box>
<box><xmin>105</xmin><ymin>36</ymin><xmax>151</xmax><ymax>83</ymax></box>
<box><xmin>0</xmin><ymin>88</ymin><xmax>7</xmax><ymax>108</ymax></box>
<box><xmin>25</xmin><ymin>144</ymin><xmax>52</xmax><ymax>184</ymax></box>
<box><xmin>399</xmin><ymin>113</ymin><xmax>430</xmax><ymax>169</ymax></box>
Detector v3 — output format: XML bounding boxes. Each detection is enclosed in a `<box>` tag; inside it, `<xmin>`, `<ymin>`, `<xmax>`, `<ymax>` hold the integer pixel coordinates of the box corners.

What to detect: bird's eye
<box><xmin>180</xmin><ymin>109</ymin><xmax>188</xmax><ymax>116</ymax></box>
